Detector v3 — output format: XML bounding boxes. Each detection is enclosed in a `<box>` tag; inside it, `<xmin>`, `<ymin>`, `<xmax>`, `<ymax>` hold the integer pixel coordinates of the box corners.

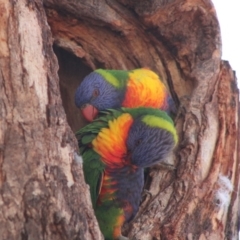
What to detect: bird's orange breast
<box><xmin>92</xmin><ymin>113</ymin><xmax>134</xmax><ymax>167</ymax></box>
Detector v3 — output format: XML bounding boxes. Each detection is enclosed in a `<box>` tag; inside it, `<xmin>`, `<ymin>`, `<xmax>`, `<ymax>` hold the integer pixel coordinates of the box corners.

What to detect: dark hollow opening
<box><xmin>54</xmin><ymin>45</ymin><xmax>91</xmax><ymax>132</ymax></box>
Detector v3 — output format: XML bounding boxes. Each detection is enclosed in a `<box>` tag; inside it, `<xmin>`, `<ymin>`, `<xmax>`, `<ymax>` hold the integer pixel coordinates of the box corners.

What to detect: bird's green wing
<box><xmin>124</xmin><ymin>107</ymin><xmax>178</xmax><ymax>144</ymax></box>
<box><xmin>81</xmin><ymin>149</ymin><xmax>104</xmax><ymax>207</ymax></box>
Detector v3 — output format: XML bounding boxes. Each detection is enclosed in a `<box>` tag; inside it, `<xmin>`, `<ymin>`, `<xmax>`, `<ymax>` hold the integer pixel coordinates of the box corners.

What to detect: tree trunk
<box><xmin>1</xmin><ymin>0</ymin><xmax>239</xmax><ymax>239</ymax></box>
<box><xmin>0</xmin><ymin>0</ymin><xmax>102</xmax><ymax>239</ymax></box>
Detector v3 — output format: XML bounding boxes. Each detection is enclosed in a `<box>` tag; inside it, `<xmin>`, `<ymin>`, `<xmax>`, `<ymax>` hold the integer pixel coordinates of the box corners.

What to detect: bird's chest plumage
<box><xmin>92</xmin><ymin>113</ymin><xmax>133</xmax><ymax>167</ymax></box>
<box><xmin>91</xmin><ymin>113</ymin><xmax>144</xmax><ymax>220</ymax></box>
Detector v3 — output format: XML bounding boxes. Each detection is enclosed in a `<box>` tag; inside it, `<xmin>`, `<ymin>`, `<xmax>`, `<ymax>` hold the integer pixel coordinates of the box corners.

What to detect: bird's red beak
<box><xmin>81</xmin><ymin>104</ymin><xmax>99</xmax><ymax>122</ymax></box>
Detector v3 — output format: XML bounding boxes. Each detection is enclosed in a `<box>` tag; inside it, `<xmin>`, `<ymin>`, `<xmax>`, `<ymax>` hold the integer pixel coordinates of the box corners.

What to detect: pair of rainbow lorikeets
<box><xmin>75</xmin><ymin>68</ymin><xmax>178</xmax><ymax>240</ymax></box>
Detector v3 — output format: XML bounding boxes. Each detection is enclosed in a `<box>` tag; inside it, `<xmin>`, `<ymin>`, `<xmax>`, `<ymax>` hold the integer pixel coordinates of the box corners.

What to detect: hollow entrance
<box><xmin>54</xmin><ymin>46</ymin><xmax>92</xmax><ymax>132</ymax></box>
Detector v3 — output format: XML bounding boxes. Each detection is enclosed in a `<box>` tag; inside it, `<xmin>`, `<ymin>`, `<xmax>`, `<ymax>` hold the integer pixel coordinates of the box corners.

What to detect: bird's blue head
<box><xmin>126</xmin><ymin>116</ymin><xmax>177</xmax><ymax>168</ymax></box>
<box><xmin>74</xmin><ymin>71</ymin><xmax>125</xmax><ymax>121</ymax></box>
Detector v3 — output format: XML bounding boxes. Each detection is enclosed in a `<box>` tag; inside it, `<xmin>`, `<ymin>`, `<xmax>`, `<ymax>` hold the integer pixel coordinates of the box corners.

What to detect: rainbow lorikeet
<box><xmin>76</xmin><ymin>107</ymin><xmax>178</xmax><ymax>240</ymax></box>
<box><xmin>75</xmin><ymin>68</ymin><xmax>176</xmax><ymax>122</ymax></box>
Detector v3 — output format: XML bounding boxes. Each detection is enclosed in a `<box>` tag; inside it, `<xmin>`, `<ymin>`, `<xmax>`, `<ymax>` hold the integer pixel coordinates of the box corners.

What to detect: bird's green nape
<box><xmin>123</xmin><ymin>107</ymin><xmax>178</xmax><ymax>144</ymax></box>
<box><xmin>95</xmin><ymin>69</ymin><xmax>129</xmax><ymax>89</ymax></box>
<box><xmin>122</xmin><ymin>106</ymin><xmax>172</xmax><ymax>120</ymax></box>
<box><xmin>142</xmin><ymin>115</ymin><xmax>178</xmax><ymax>144</ymax></box>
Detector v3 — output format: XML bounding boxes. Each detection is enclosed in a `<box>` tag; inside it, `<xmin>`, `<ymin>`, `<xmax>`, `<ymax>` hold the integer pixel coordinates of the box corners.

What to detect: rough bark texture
<box><xmin>43</xmin><ymin>0</ymin><xmax>239</xmax><ymax>239</ymax></box>
<box><xmin>0</xmin><ymin>0</ymin><xmax>102</xmax><ymax>239</ymax></box>
<box><xmin>0</xmin><ymin>0</ymin><xmax>239</xmax><ymax>239</ymax></box>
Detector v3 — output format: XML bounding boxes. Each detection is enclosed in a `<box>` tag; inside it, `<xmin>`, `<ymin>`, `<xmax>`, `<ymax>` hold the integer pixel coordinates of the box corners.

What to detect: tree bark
<box><xmin>0</xmin><ymin>0</ymin><xmax>102</xmax><ymax>239</ymax></box>
<box><xmin>44</xmin><ymin>0</ymin><xmax>239</xmax><ymax>239</ymax></box>
<box><xmin>0</xmin><ymin>0</ymin><xmax>239</xmax><ymax>239</ymax></box>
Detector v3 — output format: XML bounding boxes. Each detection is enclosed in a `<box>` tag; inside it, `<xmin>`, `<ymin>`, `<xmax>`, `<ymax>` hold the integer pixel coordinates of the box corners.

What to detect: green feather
<box><xmin>95</xmin><ymin>69</ymin><xmax>129</xmax><ymax>89</ymax></box>
<box><xmin>82</xmin><ymin>150</ymin><xmax>105</xmax><ymax>207</ymax></box>
<box><xmin>81</xmin><ymin>134</ymin><xmax>95</xmax><ymax>144</ymax></box>
<box><xmin>95</xmin><ymin>201</ymin><xmax>123</xmax><ymax>240</ymax></box>
<box><xmin>123</xmin><ymin>107</ymin><xmax>174</xmax><ymax>125</ymax></box>
<box><xmin>76</xmin><ymin>115</ymin><xmax>109</xmax><ymax>206</ymax></box>
<box><xmin>121</xmin><ymin>107</ymin><xmax>177</xmax><ymax>143</ymax></box>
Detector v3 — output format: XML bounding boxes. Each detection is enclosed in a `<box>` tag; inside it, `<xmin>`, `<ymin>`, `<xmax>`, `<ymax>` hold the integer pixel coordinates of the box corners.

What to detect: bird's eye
<box><xmin>135</xmin><ymin>139</ymin><xmax>142</xmax><ymax>147</ymax></box>
<box><xmin>92</xmin><ymin>89</ymin><xmax>99</xmax><ymax>98</ymax></box>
